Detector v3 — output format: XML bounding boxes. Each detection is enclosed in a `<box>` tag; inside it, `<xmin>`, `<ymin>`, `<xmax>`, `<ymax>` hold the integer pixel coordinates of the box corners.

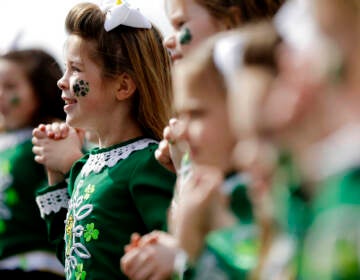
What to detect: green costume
<box><xmin>264</xmin><ymin>151</ymin><xmax>310</xmax><ymax>278</ymax></box>
<box><xmin>0</xmin><ymin>128</ymin><xmax>64</xmax><ymax>276</ymax></box>
<box><xmin>300</xmin><ymin>167</ymin><xmax>360</xmax><ymax>279</ymax></box>
<box><xmin>36</xmin><ymin>137</ymin><xmax>176</xmax><ymax>279</ymax></box>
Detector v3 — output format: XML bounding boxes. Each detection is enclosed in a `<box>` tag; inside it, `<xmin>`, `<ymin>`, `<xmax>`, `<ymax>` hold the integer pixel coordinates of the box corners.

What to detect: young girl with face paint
<box><xmin>31</xmin><ymin>1</ymin><xmax>176</xmax><ymax>279</ymax></box>
<box><xmin>163</xmin><ymin>0</ymin><xmax>285</xmax><ymax>63</ymax></box>
<box><xmin>0</xmin><ymin>49</ymin><xmax>66</xmax><ymax>279</ymax></box>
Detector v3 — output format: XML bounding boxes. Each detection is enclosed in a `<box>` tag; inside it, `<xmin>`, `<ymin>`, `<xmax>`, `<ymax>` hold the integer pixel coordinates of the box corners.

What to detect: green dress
<box><xmin>300</xmin><ymin>167</ymin><xmax>360</xmax><ymax>280</ymax></box>
<box><xmin>0</xmin><ymin>128</ymin><xmax>64</xmax><ymax>274</ymax></box>
<box><xmin>36</xmin><ymin>137</ymin><xmax>176</xmax><ymax>280</ymax></box>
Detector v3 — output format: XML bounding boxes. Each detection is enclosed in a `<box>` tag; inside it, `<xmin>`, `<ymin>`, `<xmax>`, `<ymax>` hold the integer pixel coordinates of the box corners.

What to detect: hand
<box><xmin>174</xmin><ymin>166</ymin><xmax>229</xmax><ymax>262</ymax></box>
<box><xmin>39</xmin><ymin>122</ymin><xmax>71</xmax><ymax>140</ymax></box>
<box><xmin>32</xmin><ymin>123</ymin><xmax>85</xmax><ymax>184</ymax></box>
<box><xmin>155</xmin><ymin>118</ymin><xmax>188</xmax><ymax>173</ymax></box>
<box><xmin>121</xmin><ymin>231</ymin><xmax>179</xmax><ymax>280</ymax></box>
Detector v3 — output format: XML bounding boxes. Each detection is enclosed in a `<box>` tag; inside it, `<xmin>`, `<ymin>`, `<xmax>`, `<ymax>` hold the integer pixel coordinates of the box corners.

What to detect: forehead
<box><xmin>0</xmin><ymin>59</ymin><xmax>26</xmax><ymax>80</ymax></box>
<box><xmin>173</xmin><ymin>67</ymin><xmax>224</xmax><ymax>109</ymax></box>
<box><xmin>64</xmin><ymin>35</ymin><xmax>96</xmax><ymax>64</ymax></box>
<box><xmin>166</xmin><ymin>0</ymin><xmax>208</xmax><ymax>17</ymax></box>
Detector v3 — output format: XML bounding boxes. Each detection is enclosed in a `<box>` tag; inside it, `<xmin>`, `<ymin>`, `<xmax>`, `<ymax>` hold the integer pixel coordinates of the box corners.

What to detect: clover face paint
<box><xmin>9</xmin><ymin>94</ymin><xmax>20</xmax><ymax>106</ymax></box>
<box><xmin>73</xmin><ymin>79</ymin><xmax>90</xmax><ymax>97</ymax></box>
<box><xmin>179</xmin><ymin>27</ymin><xmax>192</xmax><ymax>45</ymax></box>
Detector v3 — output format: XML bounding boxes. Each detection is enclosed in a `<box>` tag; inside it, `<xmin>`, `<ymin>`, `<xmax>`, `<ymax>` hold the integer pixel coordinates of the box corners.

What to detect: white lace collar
<box><xmin>0</xmin><ymin>128</ymin><xmax>33</xmax><ymax>152</ymax></box>
<box><xmin>80</xmin><ymin>138</ymin><xmax>158</xmax><ymax>177</ymax></box>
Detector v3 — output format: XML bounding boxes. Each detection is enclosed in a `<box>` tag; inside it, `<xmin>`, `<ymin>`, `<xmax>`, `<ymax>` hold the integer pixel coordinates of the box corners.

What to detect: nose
<box><xmin>163</xmin><ymin>34</ymin><xmax>177</xmax><ymax>51</ymax></box>
<box><xmin>57</xmin><ymin>75</ymin><xmax>68</xmax><ymax>91</ymax></box>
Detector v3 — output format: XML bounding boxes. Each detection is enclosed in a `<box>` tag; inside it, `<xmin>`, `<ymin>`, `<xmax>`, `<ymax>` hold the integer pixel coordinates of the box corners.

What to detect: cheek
<box><xmin>185</xmin><ymin>121</ymin><xmax>205</xmax><ymax>146</ymax></box>
<box><xmin>72</xmin><ymin>78</ymin><xmax>90</xmax><ymax>97</ymax></box>
<box><xmin>178</xmin><ymin>21</ymin><xmax>219</xmax><ymax>56</ymax></box>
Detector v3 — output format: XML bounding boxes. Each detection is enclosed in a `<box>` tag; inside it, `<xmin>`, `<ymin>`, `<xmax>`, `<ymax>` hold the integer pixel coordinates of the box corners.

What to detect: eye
<box><xmin>3</xmin><ymin>82</ymin><xmax>17</xmax><ymax>90</ymax></box>
<box><xmin>171</xmin><ymin>16</ymin><xmax>186</xmax><ymax>31</ymax></box>
<box><xmin>71</xmin><ymin>65</ymin><xmax>81</xmax><ymax>73</ymax></box>
<box><xmin>176</xmin><ymin>21</ymin><xmax>186</xmax><ymax>30</ymax></box>
<box><xmin>189</xmin><ymin>110</ymin><xmax>204</xmax><ymax>119</ymax></box>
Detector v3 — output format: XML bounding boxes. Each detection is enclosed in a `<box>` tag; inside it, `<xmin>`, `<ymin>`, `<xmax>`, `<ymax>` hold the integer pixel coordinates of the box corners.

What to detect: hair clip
<box><xmin>100</xmin><ymin>0</ymin><xmax>152</xmax><ymax>31</ymax></box>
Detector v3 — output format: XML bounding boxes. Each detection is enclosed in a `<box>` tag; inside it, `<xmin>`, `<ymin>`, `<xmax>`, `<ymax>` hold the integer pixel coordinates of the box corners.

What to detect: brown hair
<box><xmin>166</xmin><ymin>0</ymin><xmax>285</xmax><ymax>27</ymax></box>
<box><xmin>0</xmin><ymin>48</ymin><xmax>65</xmax><ymax>126</ymax></box>
<box><xmin>65</xmin><ymin>2</ymin><xmax>173</xmax><ymax>140</ymax></box>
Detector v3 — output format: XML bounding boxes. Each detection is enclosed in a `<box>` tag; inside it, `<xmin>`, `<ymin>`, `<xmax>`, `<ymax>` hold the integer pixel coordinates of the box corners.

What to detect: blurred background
<box><xmin>0</xmin><ymin>0</ymin><xmax>172</xmax><ymax>63</ymax></box>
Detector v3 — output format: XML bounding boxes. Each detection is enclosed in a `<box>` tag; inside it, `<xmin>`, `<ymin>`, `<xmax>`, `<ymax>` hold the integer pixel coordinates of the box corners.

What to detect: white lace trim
<box><xmin>0</xmin><ymin>128</ymin><xmax>33</xmax><ymax>152</ymax></box>
<box><xmin>36</xmin><ymin>188</ymin><xmax>70</xmax><ymax>218</ymax></box>
<box><xmin>80</xmin><ymin>138</ymin><xmax>158</xmax><ymax>177</ymax></box>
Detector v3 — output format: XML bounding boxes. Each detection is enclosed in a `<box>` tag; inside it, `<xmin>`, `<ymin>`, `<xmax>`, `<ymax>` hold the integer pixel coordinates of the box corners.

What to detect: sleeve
<box><xmin>34</xmin><ymin>156</ymin><xmax>87</xmax><ymax>264</ymax></box>
<box><xmin>35</xmin><ymin>181</ymin><xmax>70</xmax><ymax>264</ymax></box>
<box><xmin>129</xmin><ymin>149</ymin><xmax>176</xmax><ymax>232</ymax></box>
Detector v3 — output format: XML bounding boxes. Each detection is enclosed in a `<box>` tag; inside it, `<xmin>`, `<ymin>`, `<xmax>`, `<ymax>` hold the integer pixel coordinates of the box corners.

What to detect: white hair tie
<box><xmin>100</xmin><ymin>0</ymin><xmax>152</xmax><ymax>32</ymax></box>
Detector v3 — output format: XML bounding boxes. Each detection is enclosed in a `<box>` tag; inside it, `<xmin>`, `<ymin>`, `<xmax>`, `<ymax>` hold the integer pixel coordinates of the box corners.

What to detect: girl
<box><xmin>0</xmin><ymin>48</ymin><xmax>65</xmax><ymax>279</ymax></box>
<box><xmin>32</xmin><ymin>1</ymin><xmax>176</xmax><ymax>279</ymax></box>
<box><xmin>163</xmin><ymin>0</ymin><xmax>284</xmax><ymax>64</ymax></box>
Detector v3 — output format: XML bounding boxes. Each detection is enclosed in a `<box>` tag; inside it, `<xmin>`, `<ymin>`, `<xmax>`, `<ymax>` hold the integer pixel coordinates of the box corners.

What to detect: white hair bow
<box><xmin>100</xmin><ymin>0</ymin><xmax>152</xmax><ymax>32</ymax></box>
<box><xmin>213</xmin><ymin>33</ymin><xmax>245</xmax><ymax>79</ymax></box>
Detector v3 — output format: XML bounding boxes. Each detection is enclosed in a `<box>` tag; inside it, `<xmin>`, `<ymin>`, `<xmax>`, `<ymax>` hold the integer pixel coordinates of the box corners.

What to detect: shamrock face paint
<box><xmin>73</xmin><ymin>79</ymin><xmax>89</xmax><ymax>97</ymax></box>
<box><xmin>179</xmin><ymin>27</ymin><xmax>192</xmax><ymax>45</ymax></box>
<box><xmin>9</xmin><ymin>94</ymin><xmax>20</xmax><ymax>106</ymax></box>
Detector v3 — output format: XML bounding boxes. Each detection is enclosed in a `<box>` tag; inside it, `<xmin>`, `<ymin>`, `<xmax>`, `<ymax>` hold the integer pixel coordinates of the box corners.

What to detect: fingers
<box><xmin>155</xmin><ymin>140</ymin><xmax>171</xmax><ymax>163</ymax></box>
<box><xmin>155</xmin><ymin>139</ymin><xmax>176</xmax><ymax>173</ymax></box>
<box><xmin>163</xmin><ymin>118</ymin><xmax>180</xmax><ymax>143</ymax></box>
<box><xmin>32</xmin><ymin>125</ymin><xmax>48</xmax><ymax>139</ymax></box>
<box><xmin>121</xmin><ymin>248</ymin><xmax>154</xmax><ymax>280</ymax></box>
<box><xmin>124</xmin><ymin>233</ymin><xmax>142</xmax><ymax>253</ymax></box>
<box><xmin>32</xmin><ymin>122</ymin><xmax>71</xmax><ymax>140</ymax></box>
<box><xmin>45</xmin><ymin>122</ymin><xmax>70</xmax><ymax>140</ymax></box>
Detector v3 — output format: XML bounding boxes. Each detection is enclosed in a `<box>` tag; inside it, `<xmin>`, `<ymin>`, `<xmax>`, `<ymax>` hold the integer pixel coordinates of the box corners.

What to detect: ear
<box><xmin>115</xmin><ymin>72</ymin><xmax>137</xmax><ymax>101</ymax></box>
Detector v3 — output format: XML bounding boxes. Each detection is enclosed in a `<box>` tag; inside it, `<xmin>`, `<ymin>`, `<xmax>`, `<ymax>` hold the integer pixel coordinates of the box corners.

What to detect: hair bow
<box><xmin>213</xmin><ymin>34</ymin><xmax>245</xmax><ymax>79</ymax></box>
<box><xmin>100</xmin><ymin>0</ymin><xmax>152</xmax><ymax>31</ymax></box>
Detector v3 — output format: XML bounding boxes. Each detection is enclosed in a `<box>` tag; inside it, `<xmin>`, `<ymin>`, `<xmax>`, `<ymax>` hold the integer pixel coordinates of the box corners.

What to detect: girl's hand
<box><xmin>121</xmin><ymin>231</ymin><xmax>178</xmax><ymax>280</ymax></box>
<box><xmin>32</xmin><ymin>123</ymin><xmax>85</xmax><ymax>184</ymax></box>
<box><xmin>155</xmin><ymin>118</ymin><xmax>188</xmax><ymax>173</ymax></box>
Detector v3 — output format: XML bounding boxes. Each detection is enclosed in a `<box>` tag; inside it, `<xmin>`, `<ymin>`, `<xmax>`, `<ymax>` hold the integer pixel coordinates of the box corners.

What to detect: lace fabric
<box><xmin>80</xmin><ymin>138</ymin><xmax>158</xmax><ymax>177</ymax></box>
<box><xmin>36</xmin><ymin>188</ymin><xmax>70</xmax><ymax>218</ymax></box>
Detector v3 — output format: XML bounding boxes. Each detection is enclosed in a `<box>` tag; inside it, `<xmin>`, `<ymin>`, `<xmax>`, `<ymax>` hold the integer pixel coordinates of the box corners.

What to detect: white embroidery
<box><xmin>65</xmin><ymin>180</ymin><xmax>93</xmax><ymax>279</ymax></box>
<box><xmin>0</xmin><ymin>128</ymin><xmax>33</xmax><ymax>152</ymax></box>
<box><xmin>80</xmin><ymin>138</ymin><xmax>158</xmax><ymax>177</ymax></box>
<box><xmin>36</xmin><ymin>188</ymin><xmax>70</xmax><ymax>218</ymax></box>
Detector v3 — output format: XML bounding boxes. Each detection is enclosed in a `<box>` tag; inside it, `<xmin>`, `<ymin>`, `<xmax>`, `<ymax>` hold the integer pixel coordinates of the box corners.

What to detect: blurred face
<box><xmin>164</xmin><ymin>0</ymin><xmax>227</xmax><ymax>63</ymax></box>
<box><xmin>0</xmin><ymin>59</ymin><xmax>38</xmax><ymax>130</ymax></box>
<box><xmin>174</xmin><ymin>71</ymin><xmax>236</xmax><ymax>172</ymax></box>
<box><xmin>57</xmin><ymin>34</ymin><xmax>117</xmax><ymax>131</ymax></box>
<box><xmin>227</xmin><ymin>67</ymin><xmax>274</xmax><ymax>141</ymax></box>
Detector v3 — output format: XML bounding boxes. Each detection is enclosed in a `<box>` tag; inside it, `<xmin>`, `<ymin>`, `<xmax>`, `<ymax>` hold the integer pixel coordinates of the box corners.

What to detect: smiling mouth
<box><xmin>171</xmin><ymin>52</ymin><xmax>183</xmax><ymax>62</ymax></box>
<box><xmin>62</xmin><ymin>96</ymin><xmax>77</xmax><ymax>105</ymax></box>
